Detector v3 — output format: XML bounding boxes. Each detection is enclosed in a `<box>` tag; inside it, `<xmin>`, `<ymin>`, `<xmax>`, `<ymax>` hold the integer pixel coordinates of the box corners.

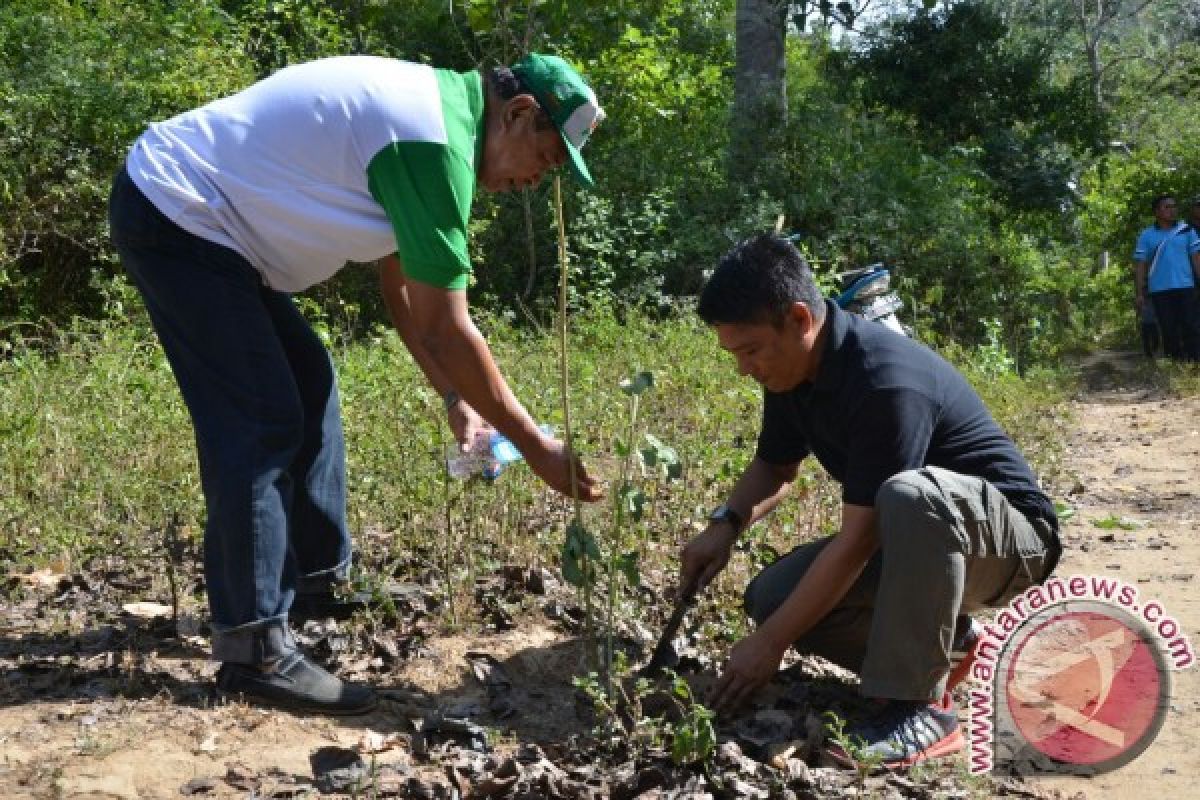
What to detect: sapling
<box><xmin>553</xmin><ymin>176</ymin><xmax>597</xmax><ymax>667</ymax></box>
<box><xmin>606</xmin><ymin>370</ymin><xmax>653</xmax><ymax>692</ymax></box>
<box><xmin>573</xmin><ymin>657</ymin><xmax>716</xmax><ymax>767</ymax></box>
<box><xmin>823</xmin><ymin>709</ymin><xmax>887</xmax><ymax>787</ymax></box>
<box><xmin>551</xmin><ymin>180</ymin><xmax>682</xmax><ymax>683</ymax></box>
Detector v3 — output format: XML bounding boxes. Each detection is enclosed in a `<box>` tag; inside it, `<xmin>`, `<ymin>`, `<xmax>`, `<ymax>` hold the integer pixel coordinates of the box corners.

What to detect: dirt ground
<box><xmin>1024</xmin><ymin>353</ymin><xmax>1199</xmax><ymax>798</ymax></box>
<box><xmin>1</xmin><ymin>351</ymin><xmax>1196</xmax><ymax>799</ymax></box>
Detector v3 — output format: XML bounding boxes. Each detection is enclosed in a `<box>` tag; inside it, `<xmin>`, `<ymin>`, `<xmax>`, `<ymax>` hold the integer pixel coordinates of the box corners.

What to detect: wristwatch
<box><xmin>443</xmin><ymin>390</ymin><xmax>461</xmax><ymax>411</ymax></box>
<box><xmin>709</xmin><ymin>503</ymin><xmax>745</xmax><ymax>535</ymax></box>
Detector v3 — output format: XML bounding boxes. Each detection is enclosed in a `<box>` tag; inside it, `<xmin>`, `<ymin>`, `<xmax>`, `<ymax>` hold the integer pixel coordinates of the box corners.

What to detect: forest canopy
<box><xmin>2</xmin><ymin>0</ymin><xmax>1198</xmax><ymax>365</ymax></box>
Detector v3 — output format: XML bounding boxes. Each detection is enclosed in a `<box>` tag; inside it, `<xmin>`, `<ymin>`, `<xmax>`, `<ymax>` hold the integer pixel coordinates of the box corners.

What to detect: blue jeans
<box><xmin>108</xmin><ymin>167</ymin><xmax>351</xmax><ymax>663</ymax></box>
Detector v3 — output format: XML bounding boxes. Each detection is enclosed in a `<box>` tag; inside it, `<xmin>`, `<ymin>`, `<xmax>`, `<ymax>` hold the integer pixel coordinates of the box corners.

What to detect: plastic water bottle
<box><xmin>445</xmin><ymin>425</ymin><xmax>552</xmax><ymax>481</ymax></box>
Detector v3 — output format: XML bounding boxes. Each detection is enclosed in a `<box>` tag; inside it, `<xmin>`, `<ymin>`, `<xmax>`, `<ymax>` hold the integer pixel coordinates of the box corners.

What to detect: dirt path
<box><xmin>1025</xmin><ymin>352</ymin><xmax>1200</xmax><ymax>797</ymax></box>
<box><xmin>1</xmin><ymin>352</ymin><xmax>1196</xmax><ymax>799</ymax></box>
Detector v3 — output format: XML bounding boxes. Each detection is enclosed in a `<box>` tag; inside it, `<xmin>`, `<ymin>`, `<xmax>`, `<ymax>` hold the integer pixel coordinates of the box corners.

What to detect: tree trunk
<box><xmin>730</xmin><ymin>0</ymin><xmax>788</xmax><ymax>179</ymax></box>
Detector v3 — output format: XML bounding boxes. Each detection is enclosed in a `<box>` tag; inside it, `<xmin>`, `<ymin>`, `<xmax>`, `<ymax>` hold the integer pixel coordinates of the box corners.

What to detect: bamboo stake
<box><xmin>553</xmin><ymin>176</ymin><xmax>594</xmax><ymax>666</ymax></box>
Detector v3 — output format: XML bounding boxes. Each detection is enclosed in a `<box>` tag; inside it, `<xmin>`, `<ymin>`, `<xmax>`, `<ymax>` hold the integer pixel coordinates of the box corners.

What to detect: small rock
<box><xmin>423</xmin><ymin>714</ymin><xmax>491</xmax><ymax>753</ymax></box>
<box><xmin>472</xmin><ymin>774</ymin><xmax>519</xmax><ymax>797</ymax></box>
<box><xmin>715</xmin><ymin>740</ymin><xmax>744</xmax><ymax>767</ymax></box>
<box><xmin>223</xmin><ymin>762</ymin><xmax>260</xmax><ymax>791</ymax></box>
<box><xmin>730</xmin><ymin>778</ymin><xmax>768</xmax><ymax>798</ymax></box>
<box><xmin>784</xmin><ymin>759</ymin><xmax>812</xmax><ymax>788</ymax></box>
<box><xmin>734</xmin><ymin>709</ymin><xmax>796</xmax><ymax>755</ymax></box>
<box><xmin>515</xmin><ymin>743</ymin><xmax>545</xmax><ymax>764</ymax></box>
<box><xmin>356</xmin><ymin>730</ymin><xmax>406</xmax><ymax>755</ymax></box>
<box><xmin>809</xmin><ymin>767</ymin><xmax>845</xmax><ymax>794</ymax></box>
<box><xmin>528</xmin><ymin>567</ymin><xmax>556</xmax><ymax>594</ymax></box>
<box><xmin>180</xmin><ymin>777</ymin><xmax>218</xmax><ymax>796</ymax></box>
<box><xmin>405</xmin><ymin>777</ymin><xmax>438</xmax><ymax>799</ymax></box>
<box><xmin>310</xmin><ymin>746</ymin><xmax>366</xmax><ymax>793</ymax></box>
<box><xmin>373</xmin><ymin>766</ymin><xmax>410</xmax><ymax>797</ymax></box>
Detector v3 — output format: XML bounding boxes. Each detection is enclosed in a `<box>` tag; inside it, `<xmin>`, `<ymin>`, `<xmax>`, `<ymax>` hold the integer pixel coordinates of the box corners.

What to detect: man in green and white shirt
<box><xmin>110</xmin><ymin>53</ymin><xmax>605</xmax><ymax>714</ymax></box>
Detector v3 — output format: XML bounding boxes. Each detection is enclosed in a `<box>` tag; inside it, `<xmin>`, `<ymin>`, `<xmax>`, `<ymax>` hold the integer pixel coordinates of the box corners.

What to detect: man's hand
<box><xmin>1136</xmin><ymin>292</ymin><xmax>1146</xmax><ymax>313</ymax></box>
<box><xmin>679</xmin><ymin>523</ymin><xmax>738</xmax><ymax>600</ymax></box>
<box><xmin>709</xmin><ymin>629</ymin><xmax>788</xmax><ymax>712</ymax></box>
<box><xmin>447</xmin><ymin>398</ymin><xmax>490</xmax><ymax>451</ymax></box>
<box><xmin>523</xmin><ymin>434</ymin><xmax>603</xmax><ymax>502</ymax></box>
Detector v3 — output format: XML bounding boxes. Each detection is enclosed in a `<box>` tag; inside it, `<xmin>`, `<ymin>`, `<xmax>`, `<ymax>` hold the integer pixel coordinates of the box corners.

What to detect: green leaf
<box><xmin>671</xmin><ymin>727</ymin><xmax>694</xmax><ymax>764</ymax></box>
<box><xmin>619</xmin><ymin>370</ymin><xmax>655</xmax><ymax>396</ymax></box>
<box><xmin>561</xmin><ymin>542</ymin><xmax>585</xmax><ymax>587</ymax></box>
<box><xmin>585</xmin><ymin>534</ymin><xmax>602</xmax><ymax>560</ymax></box>
<box><xmin>620</xmin><ymin>485</ymin><xmax>645</xmax><ymax>520</ymax></box>
<box><xmin>568</xmin><ymin>517</ymin><xmax>602</xmax><ymax>559</ymax></box>
<box><xmin>641</xmin><ymin>433</ymin><xmax>680</xmax><ymax>475</ymax></box>
<box><xmin>562</xmin><ymin>519</ymin><xmax>598</xmax><ymax>588</ymax></box>
<box><xmin>615</xmin><ymin>550</ymin><xmax>640</xmax><ymax>587</ymax></box>
<box><xmin>466</xmin><ymin>0</ymin><xmax>496</xmax><ymax>34</ymax></box>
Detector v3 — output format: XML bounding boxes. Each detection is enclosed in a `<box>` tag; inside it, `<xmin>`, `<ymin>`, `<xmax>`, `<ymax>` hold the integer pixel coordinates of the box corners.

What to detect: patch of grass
<box><xmin>1159</xmin><ymin>361</ymin><xmax>1200</xmax><ymax>395</ymax></box>
<box><xmin>0</xmin><ymin>312</ymin><xmax>1076</xmax><ymax>639</ymax></box>
<box><xmin>1092</xmin><ymin>513</ymin><xmax>1142</xmax><ymax>531</ymax></box>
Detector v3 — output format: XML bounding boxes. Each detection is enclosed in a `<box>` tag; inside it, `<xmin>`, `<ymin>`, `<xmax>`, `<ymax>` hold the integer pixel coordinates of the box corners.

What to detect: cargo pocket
<box><xmin>920</xmin><ymin>466</ymin><xmax>988</xmax><ymax>553</ymax></box>
<box><xmin>984</xmin><ymin>556</ymin><xmax>1042</xmax><ymax>607</ymax></box>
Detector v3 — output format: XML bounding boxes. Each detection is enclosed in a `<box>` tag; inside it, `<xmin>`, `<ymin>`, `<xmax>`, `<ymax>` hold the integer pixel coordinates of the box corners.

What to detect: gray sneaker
<box><xmin>216</xmin><ymin>652</ymin><xmax>377</xmax><ymax>715</ymax></box>
<box><xmin>827</xmin><ymin>696</ymin><xmax>964</xmax><ymax>769</ymax></box>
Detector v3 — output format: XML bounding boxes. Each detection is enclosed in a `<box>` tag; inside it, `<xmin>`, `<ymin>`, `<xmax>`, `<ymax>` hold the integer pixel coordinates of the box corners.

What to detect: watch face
<box><xmin>711</xmin><ymin>505</ymin><xmax>741</xmax><ymax>529</ymax></box>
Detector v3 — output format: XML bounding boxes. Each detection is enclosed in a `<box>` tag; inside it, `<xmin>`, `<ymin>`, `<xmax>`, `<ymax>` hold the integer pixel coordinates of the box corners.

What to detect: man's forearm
<box><xmin>426</xmin><ymin>322</ymin><xmax>546</xmax><ymax>451</ymax></box>
<box><xmin>1134</xmin><ymin>262</ymin><xmax>1148</xmax><ymax>298</ymax></box>
<box><xmin>756</xmin><ymin>504</ymin><xmax>879</xmax><ymax>649</ymax></box>
<box><xmin>380</xmin><ymin>257</ymin><xmax>540</xmax><ymax>447</ymax></box>
<box><xmin>379</xmin><ymin>257</ymin><xmax>454</xmax><ymax>398</ymax></box>
<box><xmin>723</xmin><ymin>457</ymin><xmax>799</xmax><ymax>535</ymax></box>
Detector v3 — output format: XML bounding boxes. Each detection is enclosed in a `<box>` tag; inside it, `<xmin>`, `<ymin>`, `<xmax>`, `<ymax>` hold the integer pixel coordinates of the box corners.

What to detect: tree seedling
<box><xmin>823</xmin><ymin>710</ymin><xmax>888</xmax><ymax>787</ymax></box>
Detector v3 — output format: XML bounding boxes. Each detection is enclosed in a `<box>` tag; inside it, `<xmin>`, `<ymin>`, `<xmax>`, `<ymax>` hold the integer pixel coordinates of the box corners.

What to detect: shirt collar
<box><xmin>809</xmin><ymin>299</ymin><xmax>849</xmax><ymax>394</ymax></box>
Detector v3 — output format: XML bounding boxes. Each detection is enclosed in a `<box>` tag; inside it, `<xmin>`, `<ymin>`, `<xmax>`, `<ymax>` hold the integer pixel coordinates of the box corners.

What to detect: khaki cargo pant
<box><xmin>744</xmin><ymin>466</ymin><xmax>1058</xmax><ymax>703</ymax></box>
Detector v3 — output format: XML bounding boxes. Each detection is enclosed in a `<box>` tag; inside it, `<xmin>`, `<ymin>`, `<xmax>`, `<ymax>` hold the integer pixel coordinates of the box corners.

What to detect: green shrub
<box><xmin>0</xmin><ymin>0</ymin><xmax>253</xmax><ymax>324</ymax></box>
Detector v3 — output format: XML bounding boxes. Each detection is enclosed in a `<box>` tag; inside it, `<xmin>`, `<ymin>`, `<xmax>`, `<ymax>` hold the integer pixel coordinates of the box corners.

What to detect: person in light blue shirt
<box><xmin>1133</xmin><ymin>194</ymin><xmax>1200</xmax><ymax>361</ymax></box>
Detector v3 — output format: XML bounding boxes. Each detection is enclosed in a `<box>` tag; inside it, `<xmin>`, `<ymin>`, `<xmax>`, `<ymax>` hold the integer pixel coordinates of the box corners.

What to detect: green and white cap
<box><xmin>512</xmin><ymin>53</ymin><xmax>605</xmax><ymax>189</ymax></box>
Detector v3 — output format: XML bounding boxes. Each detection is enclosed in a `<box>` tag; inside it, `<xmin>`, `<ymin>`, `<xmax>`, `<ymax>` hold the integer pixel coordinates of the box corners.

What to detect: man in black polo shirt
<box><xmin>679</xmin><ymin>234</ymin><xmax>1060</xmax><ymax>768</ymax></box>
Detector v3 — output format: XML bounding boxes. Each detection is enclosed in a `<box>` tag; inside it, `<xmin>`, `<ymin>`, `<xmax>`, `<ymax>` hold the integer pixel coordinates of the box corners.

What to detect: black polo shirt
<box><xmin>756</xmin><ymin>300</ymin><xmax>1057</xmax><ymax>526</ymax></box>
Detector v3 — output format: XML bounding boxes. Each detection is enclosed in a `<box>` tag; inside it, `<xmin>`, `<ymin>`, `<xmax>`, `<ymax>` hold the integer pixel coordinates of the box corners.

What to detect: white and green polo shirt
<box><xmin>125</xmin><ymin>56</ymin><xmax>482</xmax><ymax>291</ymax></box>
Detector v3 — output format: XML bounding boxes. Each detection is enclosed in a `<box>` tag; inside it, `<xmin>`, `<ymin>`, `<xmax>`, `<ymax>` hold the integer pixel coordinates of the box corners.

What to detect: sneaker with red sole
<box><xmin>827</xmin><ymin>695</ymin><xmax>965</xmax><ymax>770</ymax></box>
<box><xmin>946</xmin><ymin>615</ymin><xmax>983</xmax><ymax>692</ymax></box>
